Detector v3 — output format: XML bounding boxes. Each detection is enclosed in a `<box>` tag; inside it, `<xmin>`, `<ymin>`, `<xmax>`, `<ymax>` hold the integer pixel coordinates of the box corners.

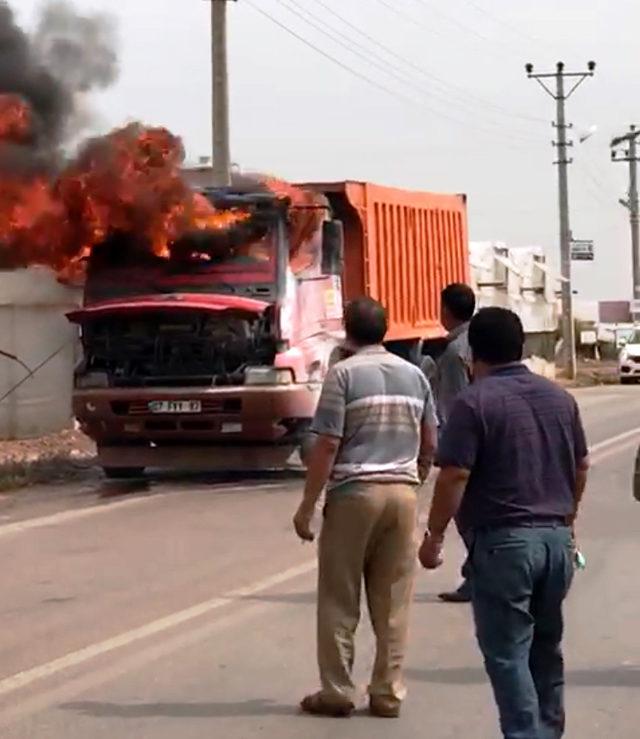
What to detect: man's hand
<box><xmin>293</xmin><ymin>502</ymin><xmax>316</xmax><ymax>542</ymax></box>
<box><xmin>419</xmin><ymin>531</ymin><xmax>444</xmax><ymax>570</ymax></box>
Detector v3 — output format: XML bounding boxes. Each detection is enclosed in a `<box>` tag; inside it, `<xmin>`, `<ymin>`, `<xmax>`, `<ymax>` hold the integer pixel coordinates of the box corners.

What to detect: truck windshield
<box><xmin>85</xmin><ymin>222</ymin><xmax>278</xmax><ymax>302</ymax></box>
<box><xmin>159</xmin><ymin>225</ymin><xmax>277</xmax><ymax>293</ymax></box>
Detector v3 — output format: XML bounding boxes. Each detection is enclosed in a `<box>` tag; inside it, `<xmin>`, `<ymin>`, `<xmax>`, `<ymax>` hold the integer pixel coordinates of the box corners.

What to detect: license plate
<box><xmin>148</xmin><ymin>400</ymin><xmax>202</xmax><ymax>414</ymax></box>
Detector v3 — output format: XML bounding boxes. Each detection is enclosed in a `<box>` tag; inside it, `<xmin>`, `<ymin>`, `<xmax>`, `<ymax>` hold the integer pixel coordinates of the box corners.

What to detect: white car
<box><xmin>619</xmin><ymin>332</ymin><xmax>640</xmax><ymax>383</ymax></box>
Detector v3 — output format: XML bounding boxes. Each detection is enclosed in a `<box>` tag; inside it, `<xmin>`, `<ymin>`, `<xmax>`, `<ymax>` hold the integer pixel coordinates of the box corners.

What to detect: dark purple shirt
<box><xmin>437</xmin><ymin>364</ymin><xmax>588</xmax><ymax>532</ymax></box>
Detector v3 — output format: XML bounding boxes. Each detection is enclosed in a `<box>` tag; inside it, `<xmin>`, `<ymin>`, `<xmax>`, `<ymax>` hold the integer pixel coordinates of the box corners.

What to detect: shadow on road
<box><xmin>97</xmin><ymin>480</ymin><xmax>152</xmax><ymax>500</ymax></box>
<box><xmin>61</xmin><ymin>699</ymin><xmax>296</xmax><ymax>719</ymax></box>
<box><xmin>242</xmin><ymin>591</ymin><xmax>445</xmax><ymax>606</ymax></box>
<box><xmin>94</xmin><ymin>469</ymin><xmax>303</xmax><ymax>500</ymax></box>
<box><xmin>405</xmin><ymin>665</ymin><xmax>640</xmax><ymax>688</ymax></box>
<box><xmin>413</xmin><ymin>592</ymin><xmax>444</xmax><ymax>604</ymax></box>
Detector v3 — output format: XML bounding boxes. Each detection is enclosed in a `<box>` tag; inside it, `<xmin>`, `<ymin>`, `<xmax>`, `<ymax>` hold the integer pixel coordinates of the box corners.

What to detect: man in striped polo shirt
<box><xmin>293</xmin><ymin>297</ymin><xmax>438</xmax><ymax>719</ymax></box>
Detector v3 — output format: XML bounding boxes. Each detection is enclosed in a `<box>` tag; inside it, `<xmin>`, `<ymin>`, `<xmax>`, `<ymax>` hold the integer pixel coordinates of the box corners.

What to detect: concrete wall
<box><xmin>0</xmin><ymin>268</ymin><xmax>81</xmax><ymax>440</ymax></box>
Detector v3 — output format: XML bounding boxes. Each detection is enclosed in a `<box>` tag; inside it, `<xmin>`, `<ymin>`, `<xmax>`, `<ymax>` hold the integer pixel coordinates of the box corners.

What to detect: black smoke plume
<box><xmin>0</xmin><ymin>0</ymin><xmax>118</xmax><ymax>164</ymax></box>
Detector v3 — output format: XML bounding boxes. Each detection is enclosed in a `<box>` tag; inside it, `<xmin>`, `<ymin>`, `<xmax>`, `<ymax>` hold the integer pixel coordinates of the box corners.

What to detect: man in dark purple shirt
<box><xmin>419</xmin><ymin>308</ymin><xmax>589</xmax><ymax>739</ymax></box>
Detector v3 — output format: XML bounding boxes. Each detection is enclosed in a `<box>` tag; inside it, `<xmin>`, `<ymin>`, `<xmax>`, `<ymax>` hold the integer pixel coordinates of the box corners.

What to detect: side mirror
<box><xmin>321</xmin><ymin>220</ymin><xmax>344</xmax><ymax>276</ymax></box>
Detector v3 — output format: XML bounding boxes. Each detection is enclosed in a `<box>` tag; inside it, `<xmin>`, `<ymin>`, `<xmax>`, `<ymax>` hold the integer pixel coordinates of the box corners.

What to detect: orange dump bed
<box><xmin>303</xmin><ymin>181</ymin><xmax>469</xmax><ymax>341</ymax></box>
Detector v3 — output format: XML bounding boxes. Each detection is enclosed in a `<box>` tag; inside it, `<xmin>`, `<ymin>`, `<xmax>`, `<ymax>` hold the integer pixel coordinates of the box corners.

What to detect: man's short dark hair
<box><xmin>441</xmin><ymin>283</ymin><xmax>476</xmax><ymax>322</ymax></box>
<box><xmin>469</xmin><ymin>308</ymin><xmax>525</xmax><ymax>365</ymax></box>
<box><xmin>344</xmin><ymin>297</ymin><xmax>387</xmax><ymax>346</ymax></box>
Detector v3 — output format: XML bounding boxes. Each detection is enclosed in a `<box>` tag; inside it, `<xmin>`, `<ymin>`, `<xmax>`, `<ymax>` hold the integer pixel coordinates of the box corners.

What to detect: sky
<box><xmin>16</xmin><ymin>0</ymin><xmax>640</xmax><ymax>300</ymax></box>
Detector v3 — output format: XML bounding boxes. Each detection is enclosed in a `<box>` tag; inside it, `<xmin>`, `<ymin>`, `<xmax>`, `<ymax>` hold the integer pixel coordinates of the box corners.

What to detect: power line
<box><xmin>455</xmin><ymin>0</ymin><xmax>551</xmax><ymax>49</ymax></box>
<box><xmin>582</xmin><ymin>145</ymin><xmax>619</xmax><ymax>194</ymax></box>
<box><xmin>275</xmin><ymin>0</ymin><xmax>541</xmax><ymax>138</ymax></box>
<box><xmin>244</xmin><ymin>3</ymin><xmax>435</xmax><ymax>111</ymax></box>
<box><xmin>574</xmin><ymin>159</ymin><xmax>612</xmax><ymax>208</ymax></box>
<box><xmin>406</xmin><ymin>0</ymin><xmax>519</xmax><ymax>55</ymax></box>
<box><xmin>577</xmin><ymin>156</ymin><xmax>614</xmax><ymax>202</ymax></box>
<box><xmin>311</xmin><ymin>0</ymin><xmax>548</xmax><ymax>126</ymax></box>
<box><xmin>247</xmin><ymin>1</ymin><xmax>539</xmax><ymax>145</ymax></box>
<box><xmin>273</xmin><ymin>0</ymin><xmax>436</xmax><ymax>97</ymax></box>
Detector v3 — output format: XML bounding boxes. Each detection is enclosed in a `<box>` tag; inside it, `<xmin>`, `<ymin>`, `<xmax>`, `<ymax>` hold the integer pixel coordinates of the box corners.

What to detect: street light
<box><xmin>578</xmin><ymin>124</ymin><xmax>598</xmax><ymax>144</ymax></box>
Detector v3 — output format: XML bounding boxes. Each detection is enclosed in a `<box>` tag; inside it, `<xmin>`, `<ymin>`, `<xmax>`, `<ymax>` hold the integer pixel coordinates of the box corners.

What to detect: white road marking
<box><xmin>0</xmin><ymin>483</ymin><xmax>285</xmax><ymax>539</ymax></box>
<box><xmin>1</xmin><ymin>427</ymin><xmax>638</xmax><ymax>701</ymax></box>
<box><xmin>0</xmin><ymin>558</ymin><xmax>316</xmax><ymax>699</ymax></box>
<box><xmin>575</xmin><ymin>393</ymin><xmax>626</xmax><ymax>409</ymax></box>
<box><xmin>590</xmin><ymin>427</ymin><xmax>640</xmax><ymax>456</ymax></box>
<box><xmin>0</xmin><ymin>495</ymin><xmax>167</xmax><ymax>539</ymax></box>
<box><xmin>417</xmin><ymin>428</ymin><xmax>640</xmax><ymax>526</ymax></box>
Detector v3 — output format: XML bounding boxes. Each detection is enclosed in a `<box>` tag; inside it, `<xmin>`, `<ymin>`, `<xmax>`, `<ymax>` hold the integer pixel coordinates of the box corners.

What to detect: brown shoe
<box><xmin>369</xmin><ymin>700</ymin><xmax>401</xmax><ymax>718</ymax></box>
<box><xmin>300</xmin><ymin>692</ymin><xmax>354</xmax><ymax>718</ymax></box>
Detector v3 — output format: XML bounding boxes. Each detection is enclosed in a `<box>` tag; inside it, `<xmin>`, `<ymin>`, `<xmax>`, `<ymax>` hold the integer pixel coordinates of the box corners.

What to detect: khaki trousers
<box><xmin>317</xmin><ymin>482</ymin><xmax>418</xmax><ymax>709</ymax></box>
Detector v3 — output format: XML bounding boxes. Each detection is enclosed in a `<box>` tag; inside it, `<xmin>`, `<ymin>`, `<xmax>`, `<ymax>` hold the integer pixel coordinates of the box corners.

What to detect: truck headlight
<box><xmin>244</xmin><ymin>368</ymin><xmax>294</xmax><ymax>386</ymax></box>
<box><xmin>75</xmin><ymin>372</ymin><xmax>109</xmax><ymax>389</ymax></box>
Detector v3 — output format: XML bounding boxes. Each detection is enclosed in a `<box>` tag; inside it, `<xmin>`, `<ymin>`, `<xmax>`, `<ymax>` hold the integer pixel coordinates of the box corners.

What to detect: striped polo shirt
<box><xmin>311</xmin><ymin>345</ymin><xmax>437</xmax><ymax>491</ymax></box>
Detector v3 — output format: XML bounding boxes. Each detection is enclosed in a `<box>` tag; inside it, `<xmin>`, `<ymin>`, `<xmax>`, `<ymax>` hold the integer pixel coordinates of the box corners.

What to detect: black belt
<box><xmin>474</xmin><ymin>516</ymin><xmax>570</xmax><ymax>533</ymax></box>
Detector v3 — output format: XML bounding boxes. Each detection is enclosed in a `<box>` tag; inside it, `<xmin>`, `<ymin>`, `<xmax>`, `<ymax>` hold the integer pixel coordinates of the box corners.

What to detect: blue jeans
<box><xmin>470</xmin><ymin>526</ymin><xmax>574</xmax><ymax>739</ymax></box>
<box><xmin>454</xmin><ymin>521</ymin><xmax>472</xmax><ymax>596</ymax></box>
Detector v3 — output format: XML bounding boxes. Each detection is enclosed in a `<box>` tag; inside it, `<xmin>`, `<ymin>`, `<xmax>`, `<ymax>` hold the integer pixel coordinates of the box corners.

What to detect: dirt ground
<box><xmin>557</xmin><ymin>359</ymin><xmax>619</xmax><ymax>387</ymax></box>
<box><xmin>0</xmin><ymin>428</ymin><xmax>95</xmax><ymax>491</ymax></box>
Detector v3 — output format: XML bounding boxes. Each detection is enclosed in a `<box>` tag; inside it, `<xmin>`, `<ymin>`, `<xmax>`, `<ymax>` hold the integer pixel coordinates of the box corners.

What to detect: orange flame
<box><xmin>0</xmin><ymin>108</ymin><xmax>251</xmax><ymax>272</ymax></box>
<box><xmin>191</xmin><ymin>192</ymin><xmax>250</xmax><ymax>232</ymax></box>
<box><xmin>0</xmin><ymin>100</ymin><xmax>310</xmax><ymax>276</ymax></box>
<box><xmin>262</xmin><ymin>176</ymin><xmax>325</xmax><ymax>273</ymax></box>
<box><xmin>0</xmin><ymin>94</ymin><xmax>33</xmax><ymax>144</ymax></box>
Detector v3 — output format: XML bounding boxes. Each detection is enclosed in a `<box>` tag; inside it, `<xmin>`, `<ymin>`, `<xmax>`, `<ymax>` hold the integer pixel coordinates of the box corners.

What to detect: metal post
<box><xmin>629</xmin><ymin>131</ymin><xmax>640</xmax><ymax>300</ymax></box>
<box><xmin>555</xmin><ymin>69</ymin><xmax>576</xmax><ymax>379</ymax></box>
<box><xmin>611</xmin><ymin>125</ymin><xmax>640</xmax><ymax>305</ymax></box>
<box><xmin>526</xmin><ymin>61</ymin><xmax>596</xmax><ymax>380</ymax></box>
<box><xmin>211</xmin><ymin>0</ymin><xmax>232</xmax><ymax>187</ymax></box>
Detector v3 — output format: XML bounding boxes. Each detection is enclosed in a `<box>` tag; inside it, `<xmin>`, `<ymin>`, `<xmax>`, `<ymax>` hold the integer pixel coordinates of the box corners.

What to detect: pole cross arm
<box><xmin>611</xmin><ymin>129</ymin><xmax>640</xmax><ymax>148</ymax></box>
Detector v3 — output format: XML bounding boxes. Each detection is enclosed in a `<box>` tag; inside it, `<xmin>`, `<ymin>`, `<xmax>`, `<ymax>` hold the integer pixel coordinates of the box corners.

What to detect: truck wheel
<box><xmin>103</xmin><ymin>467</ymin><xmax>145</xmax><ymax>480</ymax></box>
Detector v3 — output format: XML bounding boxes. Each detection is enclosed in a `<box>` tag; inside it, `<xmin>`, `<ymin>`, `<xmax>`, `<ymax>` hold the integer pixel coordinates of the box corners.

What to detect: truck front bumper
<box><xmin>74</xmin><ymin>383</ymin><xmax>321</xmax><ymax>451</ymax></box>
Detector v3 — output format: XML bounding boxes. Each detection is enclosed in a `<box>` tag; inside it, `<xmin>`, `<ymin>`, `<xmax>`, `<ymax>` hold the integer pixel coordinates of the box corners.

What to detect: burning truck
<box><xmin>67</xmin><ymin>177</ymin><xmax>348</xmax><ymax>475</ymax></box>
<box><xmin>0</xmin><ymin>88</ymin><xmax>468</xmax><ymax>477</ymax></box>
<box><xmin>67</xmin><ymin>176</ymin><xmax>469</xmax><ymax>477</ymax></box>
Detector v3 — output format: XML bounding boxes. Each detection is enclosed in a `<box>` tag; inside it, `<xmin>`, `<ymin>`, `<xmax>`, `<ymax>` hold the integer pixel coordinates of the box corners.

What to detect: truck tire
<box><xmin>103</xmin><ymin>467</ymin><xmax>146</xmax><ymax>480</ymax></box>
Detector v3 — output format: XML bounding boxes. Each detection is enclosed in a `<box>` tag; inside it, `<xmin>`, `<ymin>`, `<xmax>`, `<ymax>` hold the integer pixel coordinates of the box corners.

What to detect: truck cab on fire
<box><xmin>70</xmin><ymin>188</ymin><xmax>345</xmax><ymax>477</ymax></box>
<box><xmin>70</xmin><ymin>180</ymin><xmax>469</xmax><ymax>478</ymax></box>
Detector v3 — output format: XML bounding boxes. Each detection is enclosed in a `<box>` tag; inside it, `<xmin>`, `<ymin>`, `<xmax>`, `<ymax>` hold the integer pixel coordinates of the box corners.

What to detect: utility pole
<box><xmin>210</xmin><ymin>0</ymin><xmax>235</xmax><ymax>187</ymax></box>
<box><xmin>611</xmin><ymin>126</ymin><xmax>640</xmax><ymax>301</ymax></box>
<box><xmin>526</xmin><ymin>61</ymin><xmax>596</xmax><ymax>380</ymax></box>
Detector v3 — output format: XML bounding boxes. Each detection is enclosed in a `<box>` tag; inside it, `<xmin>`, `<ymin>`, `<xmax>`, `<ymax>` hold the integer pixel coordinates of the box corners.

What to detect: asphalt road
<box><xmin>1</xmin><ymin>385</ymin><xmax>640</xmax><ymax>738</ymax></box>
